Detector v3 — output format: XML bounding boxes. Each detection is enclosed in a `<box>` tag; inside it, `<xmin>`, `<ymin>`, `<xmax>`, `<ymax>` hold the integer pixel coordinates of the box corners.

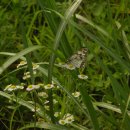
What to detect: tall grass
<box><xmin>0</xmin><ymin>0</ymin><xmax>130</xmax><ymax>130</ymax></box>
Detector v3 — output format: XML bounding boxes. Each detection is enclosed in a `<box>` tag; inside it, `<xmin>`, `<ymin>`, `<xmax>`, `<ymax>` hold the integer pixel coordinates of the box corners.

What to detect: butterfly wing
<box><xmin>65</xmin><ymin>48</ymin><xmax>88</xmax><ymax>69</ymax></box>
<box><xmin>67</xmin><ymin>54</ymin><xmax>83</xmax><ymax>68</ymax></box>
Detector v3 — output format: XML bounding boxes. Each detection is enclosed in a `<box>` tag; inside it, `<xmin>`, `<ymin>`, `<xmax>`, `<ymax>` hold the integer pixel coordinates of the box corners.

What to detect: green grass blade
<box><xmin>76</xmin><ymin>14</ymin><xmax>112</xmax><ymax>39</ymax></box>
<box><xmin>97</xmin><ymin>56</ymin><xmax>130</xmax><ymax>129</ymax></box>
<box><xmin>53</xmin><ymin>0</ymin><xmax>82</xmax><ymax>51</ymax></box>
<box><xmin>94</xmin><ymin>102</ymin><xmax>130</xmax><ymax>116</ymax></box>
<box><xmin>18</xmin><ymin>122</ymin><xmax>70</xmax><ymax>130</ymax></box>
<box><xmin>0</xmin><ymin>45</ymin><xmax>42</xmax><ymax>75</ymax></box>
<box><xmin>46</xmin><ymin>0</ymin><xmax>82</xmax><ymax>123</ymax></box>
<box><xmin>0</xmin><ymin>91</ymin><xmax>45</xmax><ymax>118</ymax></box>
<box><xmin>78</xmin><ymin>84</ymin><xmax>100</xmax><ymax>130</ymax></box>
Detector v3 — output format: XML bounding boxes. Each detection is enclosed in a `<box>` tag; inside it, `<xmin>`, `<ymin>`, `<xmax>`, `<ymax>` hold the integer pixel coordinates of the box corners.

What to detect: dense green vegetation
<box><xmin>0</xmin><ymin>0</ymin><xmax>130</xmax><ymax>130</ymax></box>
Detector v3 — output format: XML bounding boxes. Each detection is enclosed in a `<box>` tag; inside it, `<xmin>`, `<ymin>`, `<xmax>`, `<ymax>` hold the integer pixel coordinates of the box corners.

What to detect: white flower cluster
<box><xmin>17</xmin><ymin>61</ymin><xmax>27</xmax><ymax>68</ymax></box>
<box><xmin>17</xmin><ymin>60</ymin><xmax>39</xmax><ymax>70</ymax></box>
<box><xmin>59</xmin><ymin>113</ymin><xmax>74</xmax><ymax>125</ymax></box>
<box><xmin>4</xmin><ymin>82</ymin><xmax>57</xmax><ymax>92</ymax></box>
<box><xmin>44</xmin><ymin>83</ymin><xmax>55</xmax><ymax>89</ymax></box>
<box><xmin>16</xmin><ymin>61</ymin><xmax>39</xmax><ymax>80</ymax></box>
<box><xmin>4</xmin><ymin>84</ymin><xmax>24</xmax><ymax>91</ymax></box>
<box><xmin>78</xmin><ymin>74</ymin><xmax>88</xmax><ymax>80</ymax></box>
<box><xmin>72</xmin><ymin>91</ymin><xmax>80</xmax><ymax>97</ymax></box>
<box><xmin>26</xmin><ymin>84</ymin><xmax>40</xmax><ymax>91</ymax></box>
<box><xmin>23</xmin><ymin>71</ymin><xmax>37</xmax><ymax>80</ymax></box>
<box><xmin>4</xmin><ymin>84</ymin><xmax>42</xmax><ymax>92</ymax></box>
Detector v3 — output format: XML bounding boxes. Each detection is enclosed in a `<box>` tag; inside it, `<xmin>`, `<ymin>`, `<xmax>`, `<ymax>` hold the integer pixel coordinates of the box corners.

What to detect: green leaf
<box><xmin>0</xmin><ymin>45</ymin><xmax>42</xmax><ymax>75</ymax></box>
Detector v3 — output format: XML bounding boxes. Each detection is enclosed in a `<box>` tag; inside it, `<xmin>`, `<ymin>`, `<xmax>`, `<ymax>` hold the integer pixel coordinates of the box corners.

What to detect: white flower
<box><xmin>63</xmin><ymin>113</ymin><xmax>71</xmax><ymax>119</ymax></box>
<box><xmin>26</xmin><ymin>85</ymin><xmax>34</xmax><ymax>91</ymax></box>
<box><xmin>23</xmin><ymin>71</ymin><xmax>37</xmax><ymax>80</ymax></box>
<box><xmin>4</xmin><ymin>84</ymin><xmax>17</xmax><ymax>91</ymax></box>
<box><xmin>78</xmin><ymin>74</ymin><xmax>88</xmax><ymax>80</ymax></box>
<box><xmin>64</xmin><ymin>64</ymin><xmax>76</xmax><ymax>70</ymax></box>
<box><xmin>59</xmin><ymin>113</ymin><xmax>74</xmax><ymax>125</ymax></box>
<box><xmin>26</xmin><ymin>84</ymin><xmax>40</xmax><ymax>91</ymax></box>
<box><xmin>72</xmin><ymin>91</ymin><xmax>80</xmax><ymax>97</ymax></box>
<box><xmin>4</xmin><ymin>84</ymin><xmax>24</xmax><ymax>91</ymax></box>
<box><xmin>44</xmin><ymin>84</ymin><xmax>54</xmax><ymax>89</ymax></box>
<box><xmin>59</xmin><ymin>119</ymin><xmax>66</xmax><ymax>125</ymax></box>
<box><xmin>32</xmin><ymin>64</ymin><xmax>39</xmax><ymax>70</ymax></box>
<box><xmin>33</xmin><ymin>85</ymin><xmax>40</xmax><ymax>89</ymax></box>
<box><xmin>16</xmin><ymin>85</ymin><xmax>24</xmax><ymax>90</ymax></box>
<box><xmin>38</xmin><ymin>92</ymin><xmax>48</xmax><ymax>98</ymax></box>
<box><xmin>64</xmin><ymin>114</ymin><xmax>74</xmax><ymax>124</ymax></box>
<box><xmin>54</xmin><ymin>112</ymin><xmax>61</xmax><ymax>117</ymax></box>
<box><xmin>23</xmin><ymin>74</ymin><xmax>31</xmax><ymax>80</ymax></box>
<box><xmin>17</xmin><ymin>61</ymin><xmax>27</xmax><ymax>68</ymax></box>
<box><xmin>65</xmin><ymin>116</ymin><xmax>74</xmax><ymax>123</ymax></box>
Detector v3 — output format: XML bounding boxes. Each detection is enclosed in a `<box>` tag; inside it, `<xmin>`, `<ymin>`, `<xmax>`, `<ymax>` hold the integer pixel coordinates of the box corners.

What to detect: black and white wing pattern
<box><xmin>64</xmin><ymin>48</ymin><xmax>88</xmax><ymax>70</ymax></box>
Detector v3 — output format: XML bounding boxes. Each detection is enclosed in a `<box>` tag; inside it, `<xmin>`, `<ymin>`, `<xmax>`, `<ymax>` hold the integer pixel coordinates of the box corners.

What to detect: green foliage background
<box><xmin>0</xmin><ymin>0</ymin><xmax>130</xmax><ymax>130</ymax></box>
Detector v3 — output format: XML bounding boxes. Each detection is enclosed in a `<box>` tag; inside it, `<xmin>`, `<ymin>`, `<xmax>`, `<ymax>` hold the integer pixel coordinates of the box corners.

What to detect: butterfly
<box><xmin>63</xmin><ymin>48</ymin><xmax>88</xmax><ymax>70</ymax></box>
